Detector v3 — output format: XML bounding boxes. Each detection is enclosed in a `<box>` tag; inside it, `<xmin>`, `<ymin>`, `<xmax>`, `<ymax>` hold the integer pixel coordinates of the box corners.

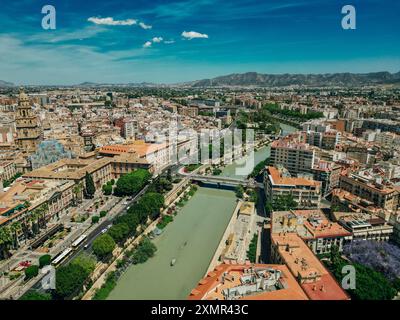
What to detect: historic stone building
<box><xmin>15</xmin><ymin>88</ymin><xmax>43</xmax><ymax>153</ymax></box>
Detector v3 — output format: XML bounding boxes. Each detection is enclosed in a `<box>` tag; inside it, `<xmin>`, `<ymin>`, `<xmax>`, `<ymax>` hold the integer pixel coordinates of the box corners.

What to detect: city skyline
<box><xmin>1</xmin><ymin>0</ymin><xmax>400</xmax><ymax>85</ymax></box>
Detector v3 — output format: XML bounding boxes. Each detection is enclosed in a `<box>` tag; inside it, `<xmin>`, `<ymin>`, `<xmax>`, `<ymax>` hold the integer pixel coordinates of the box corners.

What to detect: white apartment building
<box><xmin>270</xmin><ymin>138</ymin><xmax>316</xmax><ymax>175</ymax></box>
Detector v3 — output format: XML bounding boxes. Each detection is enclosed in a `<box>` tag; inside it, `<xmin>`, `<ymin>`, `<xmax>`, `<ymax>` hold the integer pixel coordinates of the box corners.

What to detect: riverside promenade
<box><xmin>205</xmin><ymin>199</ymin><xmax>242</xmax><ymax>275</ymax></box>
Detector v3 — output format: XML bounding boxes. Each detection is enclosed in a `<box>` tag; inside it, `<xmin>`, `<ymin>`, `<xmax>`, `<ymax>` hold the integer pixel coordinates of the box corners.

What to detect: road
<box><xmin>61</xmin><ymin>184</ymin><xmax>151</xmax><ymax>266</ymax></box>
<box><xmin>1</xmin><ymin>164</ymin><xmax>180</xmax><ymax>299</ymax></box>
<box><xmin>25</xmin><ymin>183</ymin><xmax>152</xmax><ymax>295</ymax></box>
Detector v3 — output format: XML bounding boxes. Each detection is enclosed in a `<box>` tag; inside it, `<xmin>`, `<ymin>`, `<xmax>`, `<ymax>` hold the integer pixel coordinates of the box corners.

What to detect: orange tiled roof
<box><xmin>188</xmin><ymin>262</ymin><xmax>308</xmax><ymax>300</ymax></box>
<box><xmin>99</xmin><ymin>141</ymin><xmax>167</xmax><ymax>158</ymax></box>
<box><xmin>271</xmin><ymin>233</ymin><xmax>349</xmax><ymax>300</ymax></box>
<box><xmin>267</xmin><ymin>166</ymin><xmax>320</xmax><ymax>187</ymax></box>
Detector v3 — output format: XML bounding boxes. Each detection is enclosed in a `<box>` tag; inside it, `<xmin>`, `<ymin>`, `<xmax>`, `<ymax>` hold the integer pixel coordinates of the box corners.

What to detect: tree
<box><xmin>55</xmin><ymin>264</ymin><xmax>89</xmax><ymax>299</ymax></box>
<box><xmin>102</xmin><ymin>183</ymin><xmax>112</xmax><ymax>195</ymax></box>
<box><xmin>92</xmin><ymin>272</ymin><xmax>117</xmax><ymax>300</ymax></box>
<box><xmin>135</xmin><ymin>192</ymin><xmax>164</xmax><ymax>220</ymax></box>
<box><xmin>247</xmin><ymin>234</ymin><xmax>258</xmax><ymax>263</ymax></box>
<box><xmin>72</xmin><ymin>183</ymin><xmax>83</xmax><ymax>205</ymax></box>
<box><xmin>0</xmin><ymin>227</ymin><xmax>12</xmax><ymax>259</ymax></box>
<box><xmin>91</xmin><ymin>216</ymin><xmax>100</xmax><ymax>224</ymax></box>
<box><xmin>24</xmin><ymin>265</ymin><xmax>39</xmax><ymax>280</ymax></box>
<box><xmin>272</xmin><ymin>194</ymin><xmax>298</xmax><ymax>211</ymax></box>
<box><xmin>249</xmin><ymin>158</ymin><xmax>269</xmax><ymax>178</ymax></box>
<box><xmin>10</xmin><ymin>222</ymin><xmax>22</xmax><ymax>249</ymax></box>
<box><xmin>71</xmin><ymin>253</ymin><xmax>96</xmax><ymax>275</ymax></box>
<box><xmin>330</xmin><ymin>244</ymin><xmax>341</xmax><ymax>266</ymax></box>
<box><xmin>84</xmin><ymin>172</ymin><xmax>95</xmax><ymax>199</ymax></box>
<box><xmin>20</xmin><ymin>290</ymin><xmax>52</xmax><ymax>300</ymax></box>
<box><xmin>114</xmin><ymin>169</ymin><xmax>151</xmax><ymax>197</ymax></box>
<box><xmin>343</xmin><ymin>241</ymin><xmax>400</xmax><ymax>281</ymax></box>
<box><xmin>100</xmin><ymin>210</ymin><xmax>107</xmax><ymax>218</ymax></box>
<box><xmin>108</xmin><ymin>223</ymin><xmax>130</xmax><ymax>243</ymax></box>
<box><xmin>115</xmin><ymin>212</ymin><xmax>139</xmax><ymax>234</ymax></box>
<box><xmin>265</xmin><ymin>202</ymin><xmax>274</xmax><ymax>215</ymax></box>
<box><xmin>33</xmin><ymin>203</ymin><xmax>49</xmax><ymax>230</ymax></box>
<box><xmin>39</xmin><ymin>254</ymin><xmax>51</xmax><ymax>268</ymax></box>
<box><xmin>166</xmin><ymin>169</ymin><xmax>172</xmax><ymax>182</ymax></box>
<box><xmin>324</xmin><ymin>244</ymin><xmax>398</xmax><ymax>300</ymax></box>
<box><xmin>248</xmin><ymin>189</ymin><xmax>258</xmax><ymax>203</ymax></box>
<box><xmin>113</xmin><ymin>190</ymin><xmax>164</xmax><ymax>236</ymax></box>
<box><xmin>392</xmin><ymin>278</ymin><xmax>400</xmax><ymax>292</ymax></box>
<box><xmin>235</xmin><ymin>185</ymin><xmax>244</xmax><ymax>199</ymax></box>
<box><xmin>137</xmin><ymin>237</ymin><xmax>157</xmax><ymax>258</ymax></box>
<box><xmin>157</xmin><ymin>178</ymin><xmax>173</xmax><ymax>193</ymax></box>
<box><xmin>92</xmin><ymin>234</ymin><xmax>116</xmax><ymax>260</ymax></box>
<box><xmin>212</xmin><ymin>168</ymin><xmax>222</xmax><ymax>176</ymax></box>
<box><xmin>130</xmin><ymin>238</ymin><xmax>157</xmax><ymax>264</ymax></box>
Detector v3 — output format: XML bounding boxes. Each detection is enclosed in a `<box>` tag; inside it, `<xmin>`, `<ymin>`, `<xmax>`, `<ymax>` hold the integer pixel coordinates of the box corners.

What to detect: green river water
<box><xmin>108</xmin><ymin>123</ymin><xmax>297</xmax><ymax>300</ymax></box>
<box><xmin>108</xmin><ymin>187</ymin><xmax>237</xmax><ymax>300</ymax></box>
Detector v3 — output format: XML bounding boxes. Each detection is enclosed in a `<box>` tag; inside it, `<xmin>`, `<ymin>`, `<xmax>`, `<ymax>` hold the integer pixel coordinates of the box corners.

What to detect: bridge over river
<box><xmin>108</xmin><ymin>123</ymin><xmax>297</xmax><ymax>299</ymax></box>
<box><xmin>183</xmin><ymin>173</ymin><xmax>263</xmax><ymax>189</ymax></box>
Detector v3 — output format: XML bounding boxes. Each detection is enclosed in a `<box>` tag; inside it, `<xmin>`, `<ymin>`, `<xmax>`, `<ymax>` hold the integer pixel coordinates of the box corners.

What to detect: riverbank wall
<box><xmin>205</xmin><ymin>199</ymin><xmax>242</xmax><ymax>275</ymax></box>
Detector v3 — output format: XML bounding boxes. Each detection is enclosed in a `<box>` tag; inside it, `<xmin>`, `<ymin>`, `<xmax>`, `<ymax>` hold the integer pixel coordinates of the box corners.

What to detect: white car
<box><xmin>101</xmin><ymin>228</ymin><xmax>107</xmax><ymax>234</ymax></box>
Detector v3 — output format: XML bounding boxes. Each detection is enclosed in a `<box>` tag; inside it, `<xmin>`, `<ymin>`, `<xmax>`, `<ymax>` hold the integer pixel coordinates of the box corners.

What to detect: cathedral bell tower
<box><xmin>15</xmin><ymin>88</ymin><xmax>43</xmax><ymax>153</ymax></box>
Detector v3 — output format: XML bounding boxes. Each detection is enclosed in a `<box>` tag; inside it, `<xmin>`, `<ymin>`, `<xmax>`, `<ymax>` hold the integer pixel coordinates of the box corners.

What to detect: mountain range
<box><xmin>0</xmin><ymin>80</ymin><xmax>15</xmax><ymax>87</ymax></box>
<box><xmin>1</xmin><ymin>71</ymin><xmax>400</xmax><ymax>88</ymax></box>
<box><xmin>186</xmin><ymin>71</ymin><xmax>400</xmax><ymax>87</ymax></box>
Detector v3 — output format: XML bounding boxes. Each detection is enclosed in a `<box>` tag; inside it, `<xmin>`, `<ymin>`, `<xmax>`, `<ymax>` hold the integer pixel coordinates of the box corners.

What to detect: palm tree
<box><xmin>72</xmin><ymin>183</ymin><xmax>83</xmax><ymax>206</ymax></box>
<box><xmin>28</xmin><ymin>210</ymin><xmax>41</xmax><ymax>236</ymax></box>
<box><xmin>0</xmin><ymin>227</ymin><xmax>12</xmax><ymax>259</ymax></box>
<box><xmin>9</xmin><ymin>222</ymin><xmax>22</xmax><ymax>249</ymax></box>
<box><xmin>23</xmin><ymin>203</ymin><xmax>50</xmax><ymax>240</ymax></box>
<box><xmin>20</xmin><ymin>218</ymin><xmax>30</xmax><ymax>243</ymax></box>
<box><xmin>35</xmin><ymin>203</ymin><xmax>49</xmax><ymax>229</ymax></box>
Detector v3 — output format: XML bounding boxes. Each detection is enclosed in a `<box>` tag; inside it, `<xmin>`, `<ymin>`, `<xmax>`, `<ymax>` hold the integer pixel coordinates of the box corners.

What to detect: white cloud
<box><xmin>143</xmin><ymin>41</ymin><xmax>152</xmax><ymax>48</ymax></box>
<box><xmin>88</xmin><ymin>17</ymin><xmax>137</xmax><ymax>26</ymax></box>
<box><xmin>139</xmin><ymin>22</ymin><xmax>152</xmax><ymax>30</ymax></box>
<box><xmin>144</xmin><ymin>37</ymin><xmax>165</xmax><ymax>48</ymax></box>
<box><xmin>0</xmin><ymin>34</ymin><xmax>154</xmax><ymax>85</ymax></box>
<box><xmin>181</xmin><ymin>31</ymin><xmax>208</xmax><ymax>40</ymax></box>
<box><xmin>152</xmin><ymin>37</ymin><xmax>163</xmax><ymax>43</ymax></box>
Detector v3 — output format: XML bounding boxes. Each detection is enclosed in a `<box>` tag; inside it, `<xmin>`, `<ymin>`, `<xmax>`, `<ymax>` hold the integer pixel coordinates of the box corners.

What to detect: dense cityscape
<box><xmin>0</xmin><ymin>82</ymin><xmax>400</xmax><ymax>302</ymax></box>
<box><xmin>1</xmin><ymin>1</ymin><xmax>400</xmax><ymax>313</ymax></box>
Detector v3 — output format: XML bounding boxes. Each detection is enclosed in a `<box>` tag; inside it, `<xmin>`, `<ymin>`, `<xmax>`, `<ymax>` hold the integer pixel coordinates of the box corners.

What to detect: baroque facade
<box><xmin>15</xmin><ymin>88</ymin><xmax>43</xmax><ymax>154</ymax></box>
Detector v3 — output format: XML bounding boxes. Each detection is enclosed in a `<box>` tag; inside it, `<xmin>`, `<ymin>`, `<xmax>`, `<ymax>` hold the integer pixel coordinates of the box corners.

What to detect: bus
<box><xmin>71</xmin><ymin>234</ymin><xmax>88</xmax><ymax>249</ymax></box>
<box><xmin>52</xmin><ymin>247</ymin><xmax>73</xmax><ymax>267</ymax></box>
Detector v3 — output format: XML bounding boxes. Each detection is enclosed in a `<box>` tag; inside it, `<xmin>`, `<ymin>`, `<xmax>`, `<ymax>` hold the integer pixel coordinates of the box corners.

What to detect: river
<box><xmin>108</xmin><ymin>122</ymin><xmax>297</xmax><ymax>299</ymax></box>
<box><xmin>220</xmin><ymin>123</ymin><xmax>297</xmax><ymax>179</ymax></box>
<box><xmin>108</xmin><ymin>187</ymin><xmax>237</xmax><ymax>300</ymax></box>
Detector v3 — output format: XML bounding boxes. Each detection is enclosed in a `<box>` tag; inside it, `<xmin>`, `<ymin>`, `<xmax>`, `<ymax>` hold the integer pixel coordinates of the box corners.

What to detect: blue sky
<box><xmin>1</xmin><ymin>0</ymin><xmax>399</xmax><ymax>85</ymax></box>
